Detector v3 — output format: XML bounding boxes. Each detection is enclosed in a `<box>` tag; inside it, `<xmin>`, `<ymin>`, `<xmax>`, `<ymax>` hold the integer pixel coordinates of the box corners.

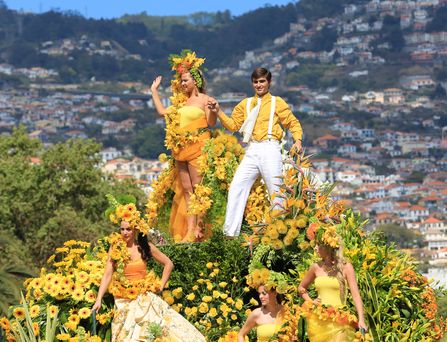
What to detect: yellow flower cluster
<box><xmin>188</xmin><ymin>184</ymin><xmax>213</xmax><ymax>216</ymax></box>
<box><xmin>244</xmin><ymin>180</ymin><xmax>269</xmax><ymax>226</ymax></box>
<box><xmin>299</xmin><ymin>300</ymin><xmax>358</xmax><ymax>327</ymax></box>
<box><xmin>109</xmin><ymin>202</ymin><xmax>150</xmax><ymax>235</ymax></box>
<box><xmin>198</xmin><ymin>133</ymin><xmax>244</xmax><ymax>179</ymax></box>
<box><xmin>163</xmin><ymin>262</ymin><xmax>250</xmax><ymax>339</ymax></box>
<box><xmin>25</xmin><ymin>241</ymin><xmax>105</xmax><ymax>305</ymax></box>
<box><xmin>218</xmin><ymin>331</ymin><xmax>248</xmax><ymax>342</ymax></box>
<box><xmin>170</xmin><ymin>51</ymin><xmax>205</xmax><ymax>74</ymax></box>
<box><xmin>0</xmin><ymin>240</ymin><xmax>113</xmax><ymax>342</ymax></box>
<box><xmin>245</xmin><ymin>268</ymin><xmax>270</xmax><ymax>289</ymax></box>
<box><xmin>145</xmin><ymin>157</ymin><xmax>175</xmax><ymax>228</ymax></box>
<box><xmin>318</xmin><ymin>224</ymin><xmax>340</xmax><ymax>249</ymax></box>
<box><xmin>0</xmin><ymin>239</ymin><xmax>113</xmax><ymax>341</ymax></box>
<box><xmin>109</xmin><ymin>271</ymin><xmax>160</xmax><ymax>300</ymax></box>
<box><xmin>260</xmin><ymin>216</ymin><xmax>308</xmax><ymax>250</ymax></box>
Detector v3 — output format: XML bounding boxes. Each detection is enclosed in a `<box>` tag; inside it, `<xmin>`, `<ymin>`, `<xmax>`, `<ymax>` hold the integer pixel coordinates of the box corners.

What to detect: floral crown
<box><xmin>105</xmin><ymin>194</ymin><xmax>149</xmax><ymax>235</ymax></box>
<box><xmin>306</xmin><ymin>221</ymin><xmax>341</xmax><ymax>249</ymax></box>
<box><xmin>246</xmin><ymin>266</ymin><xmax>289</xmax><ymax>294</ymax></box>
<box><xmin>169</xmin><ymin>49</ymin><xmax>205</xmax><ymax>89</ymax></box>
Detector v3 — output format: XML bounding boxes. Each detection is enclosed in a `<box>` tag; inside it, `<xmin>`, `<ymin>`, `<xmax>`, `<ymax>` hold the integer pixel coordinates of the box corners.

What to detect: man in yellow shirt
<box><xmin>208</xmin><ymin>67</ymin><xmax>303</xmax><ymax>237</ymax></box>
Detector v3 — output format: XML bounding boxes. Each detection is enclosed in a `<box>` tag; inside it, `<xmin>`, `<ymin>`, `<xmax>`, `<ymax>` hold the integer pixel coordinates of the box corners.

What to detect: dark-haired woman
<box><xmin>151</xmin><ymin>53</ymin><xmax>217</xmax><ymax>243</ymax></box>
<box><xmin>92</xmin><ymin>220</ymin><xmax>205</xmax><ymax>341</ymax></box>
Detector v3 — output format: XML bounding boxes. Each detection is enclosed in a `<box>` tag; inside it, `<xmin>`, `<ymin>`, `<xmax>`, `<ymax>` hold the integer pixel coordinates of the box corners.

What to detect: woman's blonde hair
<box><xmin>320</xmin><ymin>242</ymin><xmax>347</xmax><ymax>303</ymax></box>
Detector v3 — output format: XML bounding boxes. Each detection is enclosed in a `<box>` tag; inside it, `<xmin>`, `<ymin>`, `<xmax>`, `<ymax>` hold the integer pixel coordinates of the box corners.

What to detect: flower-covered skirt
<box><xmin>112</xmin><ymin>292</ymin><xmax>205</xmax><ymax>341</ymax></box>
<box><xmin>307</xmin><ymin>312</ymin><xmax>356</xmax><ymax>342</ymax></box>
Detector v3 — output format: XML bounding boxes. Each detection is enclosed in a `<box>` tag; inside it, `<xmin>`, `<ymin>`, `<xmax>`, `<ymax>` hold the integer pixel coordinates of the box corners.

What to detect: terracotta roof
<box><xmin>395</xmin><ymin>202</ymin><xmax>411</xmax><ymax>208</ymax></box>
<box><xmin>29</xmin><ymin>157</ymin><xmax>41</xmax><ymax>165</ymax></box>
<box><xmin>317</xmin><ymin>134</ymin><xmax>339</xmax><ymax>141</ymax></box>
<box><xmin>410</xmin><ymin>205</ymin><xmax>427</xmax><ymax>211</ymax></box>
<box><xmin>423</xmin><ymin>217</ymin><xmax>443</xmax><ymax>224</ymax></box>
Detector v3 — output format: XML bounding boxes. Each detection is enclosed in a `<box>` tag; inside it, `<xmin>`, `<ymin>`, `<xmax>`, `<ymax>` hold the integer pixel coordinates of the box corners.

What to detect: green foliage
<box><xmin>431</xmin><ymin>83</ymin><xmax>447</xmax><ymax>99</ymax></box>
<box><xmin>153</xmin><ymin>230</ymin><xmax>253</xmax><ymax>339</ymax></box>
<box><xmin>378</xmin><ymin>15</ymin><xmax>405</xmax><ymax>52</ymax></box>
<box><xmin>296</xmin><ymin>0</ymin><xmax>361</xmax><ymax>20</ymax></box>
<box><xmin>310</xmin><ymin>25</ymin><xmax>338</xmax><ymax>52</ymax></box>
<box><xmin>8</xmin><ymin>293</ymin><xmax>59</xmax><ymax>342</ymax></box>
<box><xmin>0</xmin><ymin>231</ymin><xmax>35</xmax><ymax>316</ymax></box>
<box><xmin>284</xmin><ymin>63</ymin><xmax>335</xmax><ymax>88</ymax></box>
<box><xmin>130</xmin><ymin>124</ymin><xmax>167</xmax><ymax>159</ymax></box>
<box><xmin>151</xmin><ymin>230</ymin><xmax>250</xmax><ymax>293</ymax></box>
<box><xmin>427</xmin><ymin>5</ymin><xmax>447</xmax><ymax>32</ymax></box>
<box><xmin>0</xmin><ymin>128</ymin><xmax>144</xmax><ymax>310</ymax></box>
<box><xmin>375</xmin><ymin>224</ymin><xmax>423</xmax><ymax>249</ymax></box>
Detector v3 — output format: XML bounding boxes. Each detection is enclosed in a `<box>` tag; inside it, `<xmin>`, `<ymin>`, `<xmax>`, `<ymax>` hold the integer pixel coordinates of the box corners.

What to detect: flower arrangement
<box><xmin>161</xmin><ymin>261</ymin><xmax>253</xmax><ymax>340</ymax></box>
<box><xmin>1</xmin><ymin>239</ymin><xmax>112</xmax><ymax>340</ymax></box>
<box><xmin>2</xmin><ymin>152</ymin><xmax>447</xmax><ymax>342</ymax></box>
<box><xmin>105</xmin><ymin>194</ymin><xmax>150</xmax><ymax>235</ymax></box>
<box><xmin>243</xmin><ymin>153</ymin><xmax>447</xmax><ymax>341</ymax></box>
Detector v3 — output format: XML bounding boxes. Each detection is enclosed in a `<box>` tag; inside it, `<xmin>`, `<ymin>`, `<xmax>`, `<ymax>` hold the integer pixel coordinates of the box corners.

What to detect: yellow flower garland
<box><xmin>164</xmin><ymin>50</ymin><xmax>206</xmax><ymax>155</ymax></box>
<box><xmin>107</xmin><ymin>233</ymin><xmax>161</xmax><ymax>300</ymax></box>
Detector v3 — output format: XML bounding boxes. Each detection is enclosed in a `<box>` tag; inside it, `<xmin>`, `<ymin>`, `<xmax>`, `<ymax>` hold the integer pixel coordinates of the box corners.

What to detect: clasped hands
<box><xmin>207</xmin><ymin>99</ymin><xmax>220</xmax><ymax>114</ymax></box>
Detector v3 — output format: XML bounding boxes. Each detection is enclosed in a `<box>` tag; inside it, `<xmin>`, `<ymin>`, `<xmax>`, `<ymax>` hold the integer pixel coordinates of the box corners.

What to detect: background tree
<box><xmin>0</xmin><ymin>128</ymin><xmax>145</xmax><ymax>267</ymax></box>
<box><xmin>375</xmin><ymin>223</ymin><xmax>423</xmax><ymax>248</ymax></box>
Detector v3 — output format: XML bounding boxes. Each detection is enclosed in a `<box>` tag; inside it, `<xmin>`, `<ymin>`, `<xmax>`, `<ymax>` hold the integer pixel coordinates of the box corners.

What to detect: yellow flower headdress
<box><xmin>307</xmin><ymin>220</ymin><xmax>342</xmax><ymax>249</ymax></box>
<box><xmin>169</xmin><ymin>49</ymin><xmax>205</xmax><ymax>89</ymax></box>
<box><xmin>105</xmin><ymin>194</ymin><xmax>149</xmax><ymax>235</ymax></box>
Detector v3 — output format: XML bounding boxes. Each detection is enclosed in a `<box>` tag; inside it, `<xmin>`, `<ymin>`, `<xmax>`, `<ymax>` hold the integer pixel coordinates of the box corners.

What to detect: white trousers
<box><xmin>223</xmin><ymin>140</ymin><xmax>283</xmax><ymax>237</ymax></box>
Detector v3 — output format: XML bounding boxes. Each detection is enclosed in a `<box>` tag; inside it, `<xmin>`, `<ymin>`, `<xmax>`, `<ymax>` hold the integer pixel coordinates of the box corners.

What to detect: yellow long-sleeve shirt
<box><xmin>217</xmin><ymin>92</ymin><xmax>303</xmax><ymax>142</ymax></box>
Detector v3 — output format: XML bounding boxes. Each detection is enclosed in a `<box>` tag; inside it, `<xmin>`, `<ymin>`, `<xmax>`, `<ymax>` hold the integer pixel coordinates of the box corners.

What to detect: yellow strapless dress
<box><xmin>178</xmin><ymin>105</ymin><xmax>206</xmax><ymax>128</ymax></box>
<box><xmin>307</xmin><ymin>276</ymin><xmax>356</xmax><ymax>342</ymax></box>
<box><xmin>257</xmin><ymin>323</ymin><xmax>281</xmax><ymax>341</ymax></box>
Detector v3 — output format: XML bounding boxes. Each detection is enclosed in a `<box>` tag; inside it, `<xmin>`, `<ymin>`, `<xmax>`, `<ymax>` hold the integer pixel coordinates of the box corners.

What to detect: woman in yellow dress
<box><xmin>150</xmin><ymin>50</ymin><xmax>217</xmax><ymax>242</ymax></box>
<box><xmin>238</xmin><ymin>284</ymin><xmax>284</xmax><ymax>342</ymax></box>
<box><xmin>92</xmin><ymin>197</ymin><xmax>206</xmax><ymax>341</ymax></box>
<box><xmin>298</xmin><ymin>240</ymin><xmax>367</xmax><ymax>342</ymax></box>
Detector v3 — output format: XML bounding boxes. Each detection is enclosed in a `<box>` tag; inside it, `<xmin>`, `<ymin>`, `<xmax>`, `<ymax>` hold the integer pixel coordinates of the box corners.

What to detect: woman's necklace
<box><xmin>322</xmin><ymin>261</ymin><xmax>337</xmax><ymax>275</ymax></box>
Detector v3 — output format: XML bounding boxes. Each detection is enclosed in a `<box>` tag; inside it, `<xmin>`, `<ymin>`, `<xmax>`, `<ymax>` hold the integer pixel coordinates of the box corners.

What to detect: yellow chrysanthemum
<box><xmin>78</xmin><ymin>307</ymin><xmax>91</xmax><ymax>319</ymax></box>
<box><xmin>47</xmin><ymin>305</ymin><xmax>58</xmax><ymax>318</ymax></box>
<box><xmin>56</xmin><ymin>333</ymin><xmax>71</xmax><ymax>340</ymax></box>
<box><xmin>12</xmin><ymin>307</ymin><xmax>25</xmax><ymax>321</ymax></box>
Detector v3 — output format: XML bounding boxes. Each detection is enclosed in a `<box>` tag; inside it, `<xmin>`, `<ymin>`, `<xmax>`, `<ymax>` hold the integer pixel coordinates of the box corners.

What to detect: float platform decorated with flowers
<box><xmin>1</xmin><ymin>137</ymin><xmax>446</xmax><ymax>341</ymax></box>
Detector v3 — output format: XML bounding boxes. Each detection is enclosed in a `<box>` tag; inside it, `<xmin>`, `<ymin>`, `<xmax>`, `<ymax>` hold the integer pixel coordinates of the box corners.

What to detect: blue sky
<box><xmin>5</xmin><ymin>1</ymin><xmax>295</xmax><ymax>18</ymax></box>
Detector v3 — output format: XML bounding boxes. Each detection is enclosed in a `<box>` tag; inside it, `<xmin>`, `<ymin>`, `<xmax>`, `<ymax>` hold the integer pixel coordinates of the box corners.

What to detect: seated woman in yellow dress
<box><xmin>150</xmin><ymin>50</ymin><xmax>217</xmax><ymax>242</ymax></box>
<box><xmin>237</xmin><ymin>284</ymin><xmax>284</xmax><ymax>342</ymax></box>
<box><xmin>298</xmin><ymin>232</ymin><xmax>367</xmax><ymax>342</ymax></box>
<box><xmin>92</xmin><ymin>197</ymin><xmax>205</xmax><ymax>341</ymax></box>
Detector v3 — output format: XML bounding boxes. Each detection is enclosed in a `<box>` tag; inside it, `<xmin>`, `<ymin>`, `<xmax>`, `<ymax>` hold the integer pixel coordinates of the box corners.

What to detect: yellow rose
<box><xmin>209</xmin><ymin>308</ymin><xmax>218</xmax><ymax>317</ymax></box>
<box><xmin>199</xmin><ymin>302</ymin><xmax>209</xmax><ymax>313</ymax></box>
<box><xmin>202</xmin><ymin>296</ymin><xmax>212</xmax><ymax>303</ymax></box>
